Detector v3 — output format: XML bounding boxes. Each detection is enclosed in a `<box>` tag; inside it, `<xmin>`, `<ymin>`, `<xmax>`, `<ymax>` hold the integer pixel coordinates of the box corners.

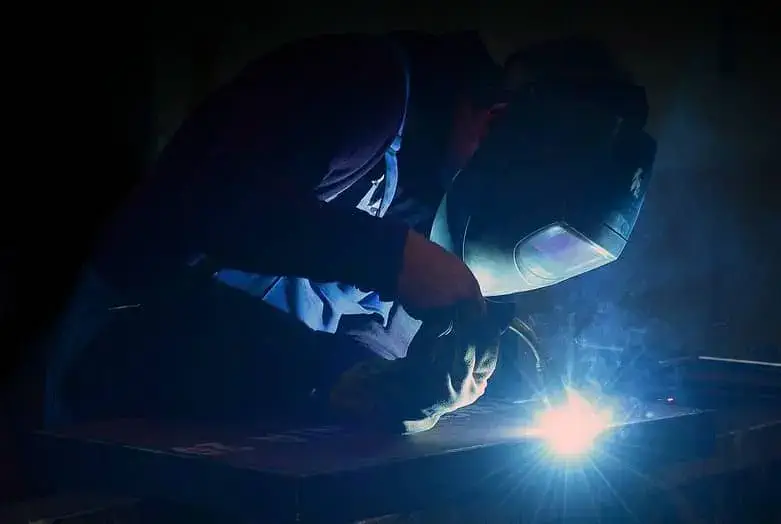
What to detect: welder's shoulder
<box><xmin>155</xmin><ymin>33</ymin><xmax>408</xmax><ymax>193</ymax></box>
<box><xmin>236</xmin><ymin>33</ymin><xmax>408</xmax><ymax>153</ymax></box>
<box><xmin>241</xmin><ymin>32</ymin><xmax>405</xmax><ymax>99</ymax></box>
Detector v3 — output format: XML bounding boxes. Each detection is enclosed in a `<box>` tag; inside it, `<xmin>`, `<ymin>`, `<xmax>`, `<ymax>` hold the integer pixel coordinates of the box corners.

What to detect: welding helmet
<box><xmin>430</xmin><ymin>76</ymin><xmax>657</xmax><ymax>297</ymax></box>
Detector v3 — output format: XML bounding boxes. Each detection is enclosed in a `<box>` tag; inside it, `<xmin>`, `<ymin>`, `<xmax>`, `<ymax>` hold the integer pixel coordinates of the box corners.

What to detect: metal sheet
<box><xmin>27</xmin><ymin>398</ymin><xmax>722</xmax><ymax>522</ymax></box>
<box><xmin>29</xmin><ymin>398</ymin><xmax>713</xmax><ymax>475</ymax></box>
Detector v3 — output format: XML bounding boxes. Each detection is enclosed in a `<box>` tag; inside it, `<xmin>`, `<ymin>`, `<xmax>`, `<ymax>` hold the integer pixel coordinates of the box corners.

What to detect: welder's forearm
<box><xmin>284</xmin><ymin>203</ymin><xmax>409</xmax><ymax>298</ymax></box>
<box><xmin>208</xmin><ymin>200</ymin><xmax>409</xmax><ymax>299</ymax></box>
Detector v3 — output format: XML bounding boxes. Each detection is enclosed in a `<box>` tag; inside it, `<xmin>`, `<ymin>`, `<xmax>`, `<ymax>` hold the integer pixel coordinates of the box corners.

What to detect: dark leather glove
<box><xmin>329</xmin><ymin>301</ymin><xmax>502</xmax><ymax>434</ymax></box>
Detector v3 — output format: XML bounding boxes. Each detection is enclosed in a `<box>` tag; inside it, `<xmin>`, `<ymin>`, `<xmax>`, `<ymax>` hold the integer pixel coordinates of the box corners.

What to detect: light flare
<box><xmin>529</xmin><ymin>388</ymin><xmax>613</xmax><ymax>458</ymax></box>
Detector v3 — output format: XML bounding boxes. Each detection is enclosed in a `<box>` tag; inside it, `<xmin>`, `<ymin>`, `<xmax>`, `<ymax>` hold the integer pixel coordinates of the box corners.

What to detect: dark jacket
<box><xmin>59</xmin><ymin>32</ymin><xmax>502</xmax><ymax>423</ymax></box>
<box><xmin>91</xmin><ymin>32</ymin><xmax>500</xmax><ymax>305</ymax></box>
<box><xmin>94</xmin><ymin>33</ymin><xmax>405</xmax><ymax>299</ymax></box>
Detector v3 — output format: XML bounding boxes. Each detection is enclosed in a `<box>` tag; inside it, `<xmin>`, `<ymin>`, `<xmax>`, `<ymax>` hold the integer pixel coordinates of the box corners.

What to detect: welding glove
<box><xmin>330</xmin><ymin>300</ymin><xmax>502</xmax><ymax>434</ymax></box>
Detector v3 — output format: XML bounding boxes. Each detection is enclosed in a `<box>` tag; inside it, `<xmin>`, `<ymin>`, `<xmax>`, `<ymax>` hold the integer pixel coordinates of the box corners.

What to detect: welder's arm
<box><xmin>198</xmin><ymin>34</ymin><xmax>480</xmax><ymax>310</ymax></box>
<box><xmin>208</xmin><ymin>195</ymin><xmax>410</xmax><ymax>300</ymax></box>
<box><xmin>176</xmin><ymin>34</ymin><xmax>403</xmax><ymax>299</ymax></box>
<box><xmin>208</xmin><ymin>192</ymin><xmax>488</xmax><ymax>319</ymax></box>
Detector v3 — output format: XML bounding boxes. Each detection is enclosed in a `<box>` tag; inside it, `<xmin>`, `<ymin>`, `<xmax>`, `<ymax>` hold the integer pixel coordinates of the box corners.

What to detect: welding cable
<box><xmin>508</xmin><ymin>317</ymin><xmax>545</xmax><ymax>378</ymax></box>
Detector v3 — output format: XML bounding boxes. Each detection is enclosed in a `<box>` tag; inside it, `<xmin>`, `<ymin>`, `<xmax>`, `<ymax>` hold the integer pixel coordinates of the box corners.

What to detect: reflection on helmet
<box><xmin>430</xmin><ymin>79</ymin><xmax>657</xmax><ymax>297</ymax></box>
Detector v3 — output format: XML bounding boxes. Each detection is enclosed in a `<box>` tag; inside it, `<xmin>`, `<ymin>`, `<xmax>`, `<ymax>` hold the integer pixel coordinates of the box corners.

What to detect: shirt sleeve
<box><xmin>196</xmin><ymin>34</ymin><xmax>411</xmax><ymax>299</ymax></box>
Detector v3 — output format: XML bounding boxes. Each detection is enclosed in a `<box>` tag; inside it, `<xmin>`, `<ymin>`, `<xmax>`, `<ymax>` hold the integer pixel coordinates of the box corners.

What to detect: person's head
<box><xmin>431</xmin><ymin>36</ymin><xmax>658</xmax><ymax>297</ymax></box>
<box><xmin>450</xmin><ymin>36</ymin><xmax>638</xmax><ymax>163</ymax></box>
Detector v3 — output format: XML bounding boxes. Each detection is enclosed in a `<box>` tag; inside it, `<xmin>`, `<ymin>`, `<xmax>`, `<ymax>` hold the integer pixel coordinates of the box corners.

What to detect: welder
<box><xmin>44</xmin><ymin>32</ymin><xmax>656</xmax><ymax>434</ymax></box>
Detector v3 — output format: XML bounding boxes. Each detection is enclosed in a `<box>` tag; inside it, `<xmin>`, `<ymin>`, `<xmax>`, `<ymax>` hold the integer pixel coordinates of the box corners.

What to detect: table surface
<box><xmin>27</xmin><ymin>397</ymin><xmax>781</xmax><ymax>523</ymax></box>
<box><xmin>33</xmin><ymin>397</ymin><xmax>719</xmax><ymax>477</ymax></box>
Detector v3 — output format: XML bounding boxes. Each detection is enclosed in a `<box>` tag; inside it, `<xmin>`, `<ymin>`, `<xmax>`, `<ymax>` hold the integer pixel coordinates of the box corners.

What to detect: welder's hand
<box><xmin>329</xmin><ymin>302</ymin><xmax>501</xmax><ymax>434</ymax></box>
<box><xmin>396</xmin><ymin>230</ymin><xmax>485</xmax><ymax>322</ymax></box>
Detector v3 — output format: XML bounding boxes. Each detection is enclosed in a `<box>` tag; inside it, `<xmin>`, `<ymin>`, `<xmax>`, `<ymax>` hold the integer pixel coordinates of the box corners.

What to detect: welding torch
<box><xmin>483</xmin><ymin>299</ymin><xmax>551</xmax><ymax>395</ymax></box>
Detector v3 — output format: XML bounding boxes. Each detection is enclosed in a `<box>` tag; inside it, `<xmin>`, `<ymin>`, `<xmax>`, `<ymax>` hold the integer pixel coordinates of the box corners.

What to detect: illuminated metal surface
<box><xmin>28</xmin><ymin>354</ymin><xmax>781</xmax><ymax>522</ymax></box>
<box><xmin>525</xmin><ymin>388</ymin><xmax>614</xmax><ymax>458</ymax></box>
<box><xmin>26</xmin><ymin>398</ymin><xmax>730</xmax><ymax>522</ymax></box>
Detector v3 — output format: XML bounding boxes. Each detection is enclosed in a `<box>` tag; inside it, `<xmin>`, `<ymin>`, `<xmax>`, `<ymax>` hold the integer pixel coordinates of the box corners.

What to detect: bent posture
<box><xmin>46</xmin><ymin>33</ymin><xmax>656</xmax><ymax>433</ymax></box>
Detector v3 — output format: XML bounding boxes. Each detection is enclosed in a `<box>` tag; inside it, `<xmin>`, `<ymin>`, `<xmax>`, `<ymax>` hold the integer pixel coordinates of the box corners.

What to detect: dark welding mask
<box><xmin>430</xmin><ymin>79</ymin><xmax>657</xmax><ymax>297</ymax></box>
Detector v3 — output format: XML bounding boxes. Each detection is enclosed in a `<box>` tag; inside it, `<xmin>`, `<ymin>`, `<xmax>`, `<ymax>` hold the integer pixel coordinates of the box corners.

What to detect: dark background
<box><xmin>3</xmin><ymin>2</ymin><xmax>779</xmax><ymax>415</ymax></box>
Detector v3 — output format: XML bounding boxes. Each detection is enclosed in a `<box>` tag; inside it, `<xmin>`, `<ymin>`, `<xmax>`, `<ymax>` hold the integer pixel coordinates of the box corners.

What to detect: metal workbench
<box><xmin>18</xmin><ymin>356</ymin><xmax>781</xmax><ymax>523</ymax></box>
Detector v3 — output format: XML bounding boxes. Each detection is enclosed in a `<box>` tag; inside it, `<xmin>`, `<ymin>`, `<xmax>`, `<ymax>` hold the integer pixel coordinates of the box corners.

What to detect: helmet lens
<box><xmin>514</xmin><ymin>223</ymin><xmax>615</xmax><ymax>288</ymax></box>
